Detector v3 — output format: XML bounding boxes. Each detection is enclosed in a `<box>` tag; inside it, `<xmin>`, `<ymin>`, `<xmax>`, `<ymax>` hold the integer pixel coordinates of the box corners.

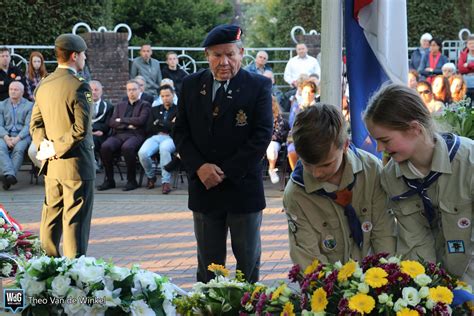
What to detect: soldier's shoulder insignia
<box><xmin>85</xmin><ymin>91</ymin><xmax>93</xmax><ymax>104</ymax></box>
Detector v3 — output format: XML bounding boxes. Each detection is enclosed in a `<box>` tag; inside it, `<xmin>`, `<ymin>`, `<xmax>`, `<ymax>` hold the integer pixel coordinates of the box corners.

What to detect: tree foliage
<box><xmin>243</xmin><ymin>0</ymin><xmax>472</xmax><ymax>48</ymax></box>
<box><xmin>0</xmin><ymin>0</ymin><xmax>112</xmax><ymax>45</ymax></box>
<box><xmin>112</xmin><ymin>0</ymin><xmax>233</xmax><ymax>47</ymax></box>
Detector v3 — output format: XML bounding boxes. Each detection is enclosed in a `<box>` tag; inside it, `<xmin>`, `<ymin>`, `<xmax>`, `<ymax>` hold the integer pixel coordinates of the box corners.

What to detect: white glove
<box><xmin>36</xmin><ymin>139</ymin><xmax>56</xmax><ymax>161</ymax></box>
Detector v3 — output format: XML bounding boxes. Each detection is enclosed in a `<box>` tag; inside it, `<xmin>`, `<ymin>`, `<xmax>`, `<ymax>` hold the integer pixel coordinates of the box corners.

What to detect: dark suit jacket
<box><xmin>174</xmin><ymin>68</ymin><xmax>273</xmax><ymax>213</ymax></box>
<box><xmin>30</xmin><ymin>67</ymin><xmax>95</xmax><ymax>180</ymax></box>
<box><xmin>109</xmin><ymin>99</ymin><xmax>150</xmax><ymax>137</ymax></box>
<box><xmin>92</xmin><ymin>99</ymin><xmax>113</xmax><ymax>135</ymax></box>
<box><xmin>121</xmin><ymin>92</ymin><xmax>154</xmax><ymax>106</ymax></box>
<box><xmin>147</xmin><ymin>103</ymin><xmax>178</xmax><ymax>136</ymax></box>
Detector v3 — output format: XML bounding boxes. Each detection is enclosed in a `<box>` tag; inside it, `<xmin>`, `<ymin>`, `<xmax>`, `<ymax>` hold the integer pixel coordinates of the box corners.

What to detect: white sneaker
<box><xmin>269</xmin><ymin>168</ymin><xmax>280</xmax><ymax>184</ymax></box>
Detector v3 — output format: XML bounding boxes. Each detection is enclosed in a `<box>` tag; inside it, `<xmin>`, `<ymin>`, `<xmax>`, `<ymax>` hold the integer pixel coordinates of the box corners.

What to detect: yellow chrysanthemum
<box><xmin>396</xmin><ymin>308</ymin><xmax>420</xmax><ymax>316</ymax></box>
<box><xmin>364</xmin><ymin>267</ymin><xmax>388</xmax><ymax>288</ymax></box>
<box><xmin>318</xmin><ymin>271</ymin><xmax>325</xmax><ymax>279</ymax></box>
<box><xmin>280</xmin><ymin>302</ymin><xmax>295</xmax><ymax>316</ymax></box>
<box><xmin>400</xmin><ymin>260</ymin><xmax>425</xmax><ymax>279</ymax></box>
<box><xmin>272</xmin><ymin>284</ymin><xmax>287</xmax><ymax>300</ymax></box>
<box><xmin>304</xmin><ymin>259</ymin><xmax>320</xmax><ymax>275</ymax></box>
<box><xmin>429</xmin><ymin>286</ymin><xmax>454</xmax><ymax>304</ymax></box>
<box><xmin>338</xmin><ymin>260</ymin><xmax>357</xmax><ymax>282</ymax></box>
<box><xmin>348</xmin><ymin>293</ymin><xmax>376</xmax><ymax>314</ymax></box>
<box><xmin>311</xmin><ymin>287</ymin><xmax>328</xmax><ymax>312</ymax></box>
<box><xmin>251</xmin><ymin>286</ymin><xmax>264</xmax><ymax>300</ymax></box>
<box><xmin>207</xmin><ymin>263</ymin><xmax>229</xmax><ymax>277</ymax></box>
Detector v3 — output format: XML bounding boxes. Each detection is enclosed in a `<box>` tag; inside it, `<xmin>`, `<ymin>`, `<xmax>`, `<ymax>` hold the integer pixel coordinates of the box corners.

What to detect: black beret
<box><xmin>55</xmin><ymin>34</ymin><xmax>87</xmax><ymax>52</ymax></box>
<box><xmin>202</xmin><ymin>24</ymin><xmax>242</xmax><ymax>48</ymax></box>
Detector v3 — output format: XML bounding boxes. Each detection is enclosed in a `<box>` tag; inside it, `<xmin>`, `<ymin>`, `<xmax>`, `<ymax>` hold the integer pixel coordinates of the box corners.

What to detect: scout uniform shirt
<box><xmin>382</xmin><ymin>133</ymin><xmax>473</xmax><ymax>282</ymax></box>
<box><xmin>283</xmin><ymin>147</ymin><xmax>396</xmax><ymax>270</ymax></box>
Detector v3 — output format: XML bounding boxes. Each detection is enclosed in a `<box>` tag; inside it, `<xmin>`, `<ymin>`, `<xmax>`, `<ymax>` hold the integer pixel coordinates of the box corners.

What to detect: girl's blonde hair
<box><xmin>364</xmin><ymin>83</ymin><xmax>435</xmax><ymax>139</ymax></box>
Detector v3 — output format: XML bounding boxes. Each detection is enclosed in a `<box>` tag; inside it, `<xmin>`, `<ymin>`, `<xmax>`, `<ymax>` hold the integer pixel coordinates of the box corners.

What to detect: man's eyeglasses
<box><xmin>417</xmin><ymin>89</ymin><xmax>431</xmax><ymax>95</ymax></box>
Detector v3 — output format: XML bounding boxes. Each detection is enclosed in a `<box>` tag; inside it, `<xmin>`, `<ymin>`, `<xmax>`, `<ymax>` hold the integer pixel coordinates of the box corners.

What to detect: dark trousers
<box><xmin>193</xmin><ymin>210</ymin><xmax>262</xmax><ymax>283</ymax></box>
<box><xmin>93</xmin><ymin>134</ymin><xmax>107</xmax><ymax>162</ymax></box>
<box><xmin>41</xmin><ymin>177</ymin><xmax>94</xmax><ymax>258</ymax></box>
<box><xmin>100</xmin><ymin>133</ymin><xmax>144</xmax><ymax>182</ymax></box>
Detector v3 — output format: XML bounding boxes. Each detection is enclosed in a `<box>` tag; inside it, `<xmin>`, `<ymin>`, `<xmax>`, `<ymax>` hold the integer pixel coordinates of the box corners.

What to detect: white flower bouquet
<box><xmin>16</xmin><ymin>256</ymin><xmax>180</xmax><ymax>315</ymax></box>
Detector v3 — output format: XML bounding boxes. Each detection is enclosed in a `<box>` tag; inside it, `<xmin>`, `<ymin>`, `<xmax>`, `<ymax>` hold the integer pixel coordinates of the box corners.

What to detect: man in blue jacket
<box><xmin>173</xmin><ymin>24</ymin><xmax>273</xmax><ymax>283</ymax></box>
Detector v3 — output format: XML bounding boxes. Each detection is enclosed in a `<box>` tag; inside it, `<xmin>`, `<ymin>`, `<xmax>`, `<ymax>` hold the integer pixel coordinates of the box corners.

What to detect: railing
<box><xmin>5</xmin><ymin>41</ymin><xmax>468</xmax><ymax>87</ymax></box>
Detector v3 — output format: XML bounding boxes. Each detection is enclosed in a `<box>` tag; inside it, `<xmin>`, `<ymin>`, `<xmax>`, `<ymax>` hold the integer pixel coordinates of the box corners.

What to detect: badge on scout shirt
<box><xmin>235</xmin><ymin>110</ymin><xmax>248</xmax><ymax>126</ymax></box>
<box><xmin>447</xmin><ymin>240</ymin><xmax>465</xmax><ymax>253</ymax></box>
<box><xmin>85</xmin><ymin>91</ymin><xmax>93</xmax><ymax>104</ymax></box>
<box><xmin>322</xmin><ymin>235</ymin><xmax>336</xmax><ymax>250</ymax></box>
<box><xmin>361</xmin><ymin>221</ymin><xmax>373</xmax><ymax>233</ymax></box>
<box><xmin>457</xmin><ymin>217</ymin><xmax>471</xmax><ymax>229</ymax></box>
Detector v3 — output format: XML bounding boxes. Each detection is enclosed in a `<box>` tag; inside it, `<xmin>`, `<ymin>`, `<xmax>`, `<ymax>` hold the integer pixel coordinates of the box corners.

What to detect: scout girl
<box><xmin>364</xmin><ymin>83</ymin><xmax>473</xmax><ymax>282</ymax></box>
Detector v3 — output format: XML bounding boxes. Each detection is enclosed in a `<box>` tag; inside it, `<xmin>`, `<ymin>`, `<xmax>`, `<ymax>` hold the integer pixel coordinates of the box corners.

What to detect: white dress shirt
<box><xmin>284</xmin><ymin>54</ymin><xmax>321</xmax><ymax>86</ymax></box>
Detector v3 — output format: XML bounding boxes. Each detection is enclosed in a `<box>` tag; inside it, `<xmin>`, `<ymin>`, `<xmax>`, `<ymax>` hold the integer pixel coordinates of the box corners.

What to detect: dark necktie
<box><xmin>315</xmin><ymin>176</ymin><xmax>363</xmax><ymax>249</ymax></box>
<box><xmin>390</xmin><ymin>133</ymin><xmax>460</xmax><ymax>225</ymax></box>
<box><xmin>212</xmin><ymin>81</ymin><xmax>226</xmax><ymax>118</ymax></box>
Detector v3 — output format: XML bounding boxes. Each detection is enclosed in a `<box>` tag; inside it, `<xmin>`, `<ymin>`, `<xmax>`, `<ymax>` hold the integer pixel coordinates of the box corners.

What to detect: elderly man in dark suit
<box><xmin>30</xmin><ymin>34</ymin><xmax>95</xmax><ymax>258</ymax></box>
<box><xmin>98</xmin><ymin>79</ymin><xmax>150</xmax><ymax>191</ymax></box>
<box><xmin>90</xmin><ymin>80</ymin><xmax>113</xmax><ymax>168</ymax></box>
<box><xmin>174</xmin><ymin>24</ymin><xmax>273</xmax><ymax>283</ymax></box>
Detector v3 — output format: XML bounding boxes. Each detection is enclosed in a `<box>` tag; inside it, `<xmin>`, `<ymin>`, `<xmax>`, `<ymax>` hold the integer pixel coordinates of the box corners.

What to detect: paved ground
<box><xmin>0</xmin><ymin>168</ymin><xmax>292</xmax><ymax>292</ymax></box>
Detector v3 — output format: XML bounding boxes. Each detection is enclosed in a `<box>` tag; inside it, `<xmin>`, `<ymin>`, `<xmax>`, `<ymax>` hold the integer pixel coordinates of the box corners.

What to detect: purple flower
<box><xmin>256</xmin><ymin>293</ymin><xmax>267</xmax><ymax>314</ymax></box>
<box><xmin>433</xmin><ymin>303</ymin><xmax>450</xmax><ymax>316</ymax></box>
<box><xmin>241</xmin><ymin>292</ymin><xmax>251</xmax><ymax>306</ymax></box>
<box><xmin>288</xmin><ymin>264</ymin><xmax>301</xmax><ymax>283</ymax></box>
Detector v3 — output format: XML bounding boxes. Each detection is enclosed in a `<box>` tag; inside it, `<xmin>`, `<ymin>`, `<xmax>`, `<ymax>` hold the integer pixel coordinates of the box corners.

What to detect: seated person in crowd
<box><xmin>245</xmin><ymin>50</ymin><xmax>272</xmax><ymax>75</ymax></box>
<box><xmin>458</xmin><ymin>34</ymin><xmax>474</xmax><ymax>89</ymax></box>
<box><xmin>266</xmin><ymin>96</ymin><xmax>289</xmax><ymax>184</ymax></box>
<box><xmin>281</xmin><ymin>73</ymin><xmax>309</xmax><ymax>113</ymax></box>
<box><xmin>130</xmin><ymin>44</ymin><xmax>162</xmax><ymax>96</ymax></box>
<box><xmin>441</xmin><ymin>62</ymin><xmax>456</xmax><ymax>79</ymax></box>
<box><xmin>409</xmin><ymin>32</ymin><xmax>432</xmax><ymax>71</ymax></box>
<box><xmin>431</xmin><ymin>74</ymin><xmax>452</xmax><ymax>105</ymax></box>
<box><xmin>130</xmin><ymin>76</ymin><xmax>155</xmax><ymax>105</ymax></box>
<box><xmin>287</xmin><ymin>80</ymin><xmax>318</xmax><ymax>170</ymax></box>
<box><xmin>418</xmin><ymin>38</ymin><xmax>448</xmax><ymax>81</ymax></box>
<box><xmin>407</xmin><ymin>69</ymin><xmax>419</xmax><ymax>89</ymax></box>
<box><xmin>161</xmin><ymin>51</ymin><xmax>188</xmax><ymax>97</ymax></box>
<box><xmin>262</xmin><ymin>70</ymin><xmax>283</xmax><ymax>107</ymax></box>
<box><xmin>90</xmin><ymin>80</ymin><xmax>113</xmax><ymax>168</ymax></box>
<box><xmin>450</xmin><ymin>74</ymin><xmax>468</xmax><ymax>102</ymax></box>
<box><xmin>98</xmin><ymin>80</ymin><xmax>151</xmax><ymax>191</ymax></box>
<box><xmin>283</xmin><ymin>104</ymin><xmax>396</xmax><ymax>267</ymax></box>
<box><xmin>0</xmin><ymin>81</ymin><xmax>33</xmax><ymax>190</ymax></box>
<box><xmin>0</xmin><ymin>47</ymin><xmax>27</xmax><ymax>101</ymax></box>
<box><xmin>416</xmin><ymin>80</ymin><xmax>445</xmax><ymax>115</ymax></box>
<box><xmin>138</xmin><ymin>85</ymin><xmax>177</xmax><ymax>194</ymax></box>
<box><xmin>152</xmin><ymin>78</ymin><xmax>178</xmax><ymax>107</ymax></box>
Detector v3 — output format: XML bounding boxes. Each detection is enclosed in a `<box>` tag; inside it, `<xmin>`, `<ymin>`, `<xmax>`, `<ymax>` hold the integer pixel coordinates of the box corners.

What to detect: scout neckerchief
<box><xmin>291</xmin><ymin>144</ymin><xmax>364</xmax><ymax>249</ymax></box>
<box><xmin>390</xmin><ymin>133</ymin><xmax>460</xmax><ymax>224</ymax></box>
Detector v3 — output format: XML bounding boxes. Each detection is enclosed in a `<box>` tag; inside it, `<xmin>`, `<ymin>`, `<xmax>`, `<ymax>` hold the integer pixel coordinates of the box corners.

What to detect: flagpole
<box><xmin>320</xmin><ymin>0</ymin><xmax>343</xmax><ymax>107</ymax></box>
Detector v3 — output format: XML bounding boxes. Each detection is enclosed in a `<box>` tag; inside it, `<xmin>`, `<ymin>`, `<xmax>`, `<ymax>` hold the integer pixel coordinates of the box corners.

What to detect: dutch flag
<box><xmin>345</xmin><ymin>0</ymin><xmax>409</xmax><ymax>156</ymax></box>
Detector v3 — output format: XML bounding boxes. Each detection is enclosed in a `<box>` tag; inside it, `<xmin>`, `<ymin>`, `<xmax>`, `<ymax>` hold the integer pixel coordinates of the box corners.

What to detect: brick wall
<box><xmin>81</xmin><ymin>32</ymin><xmax>129</xmax><ymax>105</ymax></box>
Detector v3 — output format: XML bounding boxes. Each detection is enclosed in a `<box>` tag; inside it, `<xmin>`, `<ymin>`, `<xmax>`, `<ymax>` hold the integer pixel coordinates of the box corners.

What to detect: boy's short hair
<box><xmin>292</xmin><ymin>104</ymin><xmax>348</xmax><ymax>164</ymax></box>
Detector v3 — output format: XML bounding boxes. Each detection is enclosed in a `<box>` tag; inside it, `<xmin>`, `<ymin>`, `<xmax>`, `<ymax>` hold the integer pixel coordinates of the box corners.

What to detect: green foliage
<box><xmin>436</xmin><ymin>99</ymin><xmax>474</xmax><ymax>139</ymax></box>
<box><xmin>406</xmin><ymin>0</ymin><xmax>470</xmax><ymax>47</ymax></box>
<box><xmin>0</xmin><ymin>0</ymin><xmax>112</xmax><ymax>45</ymax></box>
<box><xmin>243</xmin><ymin>0</ymin><xmax>471</xmax><ymax>49</ymax></box>
<box><xmin>243</xmin><ymin>0</ymin><xmax>321</xmax><ymax>48</ymax></box>
<box><xmin>112</xmin><ymin>0</ymin><xmax>233</xmax><ymax>47</ymax></box>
